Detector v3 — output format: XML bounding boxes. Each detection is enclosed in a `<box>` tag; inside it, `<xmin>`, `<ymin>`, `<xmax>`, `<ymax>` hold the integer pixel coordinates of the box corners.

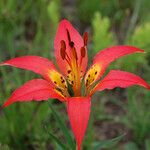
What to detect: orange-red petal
<box><xmin>3</xmin><ymin>79</ymin><xmax>65</xmax><ymax>107</ymax></box>
<box><xmin>91</xmin><ymin>70</ymin><xmax>150</xmax><ymax>95</ymax></box>
<box><xmin>0</xmin><ymin>56</ymin><xmax>56</xmax><ymax>80</ymax></box>
<box><xmin>85</xmin><ymin>46</ymin><xmax>144</xmax><ymax>87</ymax></box>
<box><xmin>67</xmin><ymin>97</ymin><xmax>91</xmax><ymax>150</ymax></box>
<box><xmin>54</xmin><ymin>19</ymin><xmax>88</xmax><ymax>76</ymax></box>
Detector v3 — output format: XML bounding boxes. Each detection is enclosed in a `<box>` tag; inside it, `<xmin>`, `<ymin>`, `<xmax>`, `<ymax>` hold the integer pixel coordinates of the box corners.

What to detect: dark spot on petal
<box><xmin>54</xmin><ymin>81</ymin><xmax>57</xmax><ymax>84</ymax></box>
<box><xmin>95</xmin><ymin>71</ymin><xmax>97</xmax><ymax>75</ymax></box>
<box><xmin>61</xmin><ymin>80</ymin><xmax>65</xmax><ymax>83</ymax></box>
<box><xmin>88</xmin><ymin>74</ymin><xmax>90</xmax><ymax>78</ymax></box>
<box><xmin>67</xmin><ymin>70</ymin><xmax>71</xmax><ymax>74</ymax></box>
<box><xmin>71</xmin><ymin>81</ymin><xmax>74</xmax><ymax>84</ymax></box>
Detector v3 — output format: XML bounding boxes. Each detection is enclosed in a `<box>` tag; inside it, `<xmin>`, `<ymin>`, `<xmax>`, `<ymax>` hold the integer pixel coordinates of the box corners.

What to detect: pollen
<box><xmin>48</xmin><ymin>70</ymin><xmax>67</xmax><ymax>90</ymax></box>
<box><xmin>85</xmin><ymin>63</ymin><xmax>101</xmax><ymax>87</ymax></box>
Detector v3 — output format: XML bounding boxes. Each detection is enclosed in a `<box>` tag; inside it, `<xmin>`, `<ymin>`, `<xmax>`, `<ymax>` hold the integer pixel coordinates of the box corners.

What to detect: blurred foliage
<box><xmin>0</xmin><ymin>0</ymin><xmax>150</xmax><ymax>149</ymax></box>
<box><xmin>126</xmin><ymin>89</ymin><xmax>150</xmax><ymax>146</ymax></box>
<box><xmin>117</xmin><ymin>21</ymin><xmax>150</xmax><ymax>72</ymax></box>
<box><xmin>92</xmin><ymin>12</ymin><xmax>116</xmax><ymax>53</ymax></box>
<box><xmin>47</xmin><ymin>0</ymin><xmax>60</xmax><ymax>33</ymax></box>
<box><xmin>77</xmin><ymin>0</ymin><xmax>134</xmax><ymax>24</ymax></box>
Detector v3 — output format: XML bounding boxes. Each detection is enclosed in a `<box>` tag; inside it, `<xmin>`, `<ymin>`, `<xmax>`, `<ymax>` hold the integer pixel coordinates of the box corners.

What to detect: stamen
<box><xmin>81</xmin><ymin>47</ymin><xmax>86</xmax><ymax>58</ymax></box>
<box><xmin>72</xmin><ymin>47</ymin><xmax>78</xmax><ymax>60</ymax></box>
<box><xmin>83</xmin><ymin>32</ymin><xmax>88</xmax><ymax>46</ymax></box>
<box><xmin>66</xmin><ymin>29</ymin><xmax>75</xmax><ymax>48</ymax></box>
<box><xmin>60</xmin><ymin>48</ymin><xmax>66</xmax><ymax>60</ymax></box>
<box><xmin>61</xmin><ymin>40</ymin><xmax>66</xmax><ymax>50</ymax></box>
<box><xmin>66</xmin><ymin>29</ymin><xmax>71</xmax><ymax>43</ymax></box>
<box><xmin>60</xmin><ymin>40</ymin><xmax>66</xmax><ymax>60</ymax></box>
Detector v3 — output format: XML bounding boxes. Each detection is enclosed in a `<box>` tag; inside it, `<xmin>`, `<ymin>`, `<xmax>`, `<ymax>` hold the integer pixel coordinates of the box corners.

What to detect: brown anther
<box><xmin>66</xmin><ymin>29</ymin><xmax>71</xmax><ymax>43</ymax></box>
<box><xmin>61</xmin><ymin>40</ymin><xmax>66</xmax><ymax>50</ymax></box>
<box><xmin>60</xmin><ymin>48</ymin><xmax>66</xmax><ymax>60</ymax></box>
<box><xmin>60</xmin><ymin>40</ymin><xmax>66</xmax><ymax>60</ymax></box>
<box><xmin>81</xmin><ymin>47</ymin><xmax>86</xmax><ymax>58</ymax></box>
<box><xmin>83</xmin><ymin>32</ymin><xmax>88</xmax><ymax>46</ymax></box>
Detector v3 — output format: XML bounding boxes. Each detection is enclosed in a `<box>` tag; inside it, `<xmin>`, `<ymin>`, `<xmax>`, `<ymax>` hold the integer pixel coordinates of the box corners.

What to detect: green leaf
<box><xmin>124</xmin><ymin>142</ymin><xmax>139</xmax><ymax>150</ymax></box>
<box><xmin>43</xmin><ymin>124</ymin><xmax>67</xmax><ymax>150</ymax></box>
<box><xmin>92</xmin><ymin>12</ymin><xmax>116</xmax><ymax>53</ymax></box>
<box><xmin>93</xmin><ymin>134</ymin><xmax>125</xmax><ymax>150</ymax></box>
<box><xmin>49</xmin><ymin>102</ymin><xmax>75</xmax><ymax>150</ymax></box>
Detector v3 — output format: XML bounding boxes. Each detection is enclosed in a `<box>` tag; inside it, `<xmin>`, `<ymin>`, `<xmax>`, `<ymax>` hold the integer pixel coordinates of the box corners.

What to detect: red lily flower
<box><xmin>0</xmin><ymin>19</ymin><xmax>150</xmax><ymax>150</ymax></box>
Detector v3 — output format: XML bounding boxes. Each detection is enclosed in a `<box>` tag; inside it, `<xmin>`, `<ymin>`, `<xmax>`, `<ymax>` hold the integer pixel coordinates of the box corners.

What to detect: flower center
<box><xmin>59</xmin><ymin>30</ymin><xmax>88</xmax><ymax>97</ymax></box>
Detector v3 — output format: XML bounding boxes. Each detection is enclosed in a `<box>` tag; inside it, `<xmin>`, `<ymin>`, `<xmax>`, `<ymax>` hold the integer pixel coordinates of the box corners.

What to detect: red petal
<box><xmin>0</xmin><ymin>56</ymin><xmax>56</xmax><ymax>80</ymax></box>
<box><xmin>54</xmin><ymin>19</ymin><xmax>88</xmax><ymax>76</ymax></box>
<box><xmin>85</xmin><ymin>46</ymin><xmax>144</xmax><ymax>86</ymax></box>
<box><xmin>3</xmin><ymin>79</ymin><xmax>65</xmax><ymax>107</ymax></box>
<box><xmin>91</xmin><ymin>70</ymin><xmax>150</xmax><ymax>94</ymax></box>
<box><xmin>67</xmin><ymin>97</ymin><xmax>91</xmax><ymax>150</ymax></box>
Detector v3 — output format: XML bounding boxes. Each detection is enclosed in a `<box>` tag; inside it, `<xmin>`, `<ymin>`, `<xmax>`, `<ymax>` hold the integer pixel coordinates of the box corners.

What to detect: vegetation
<box><xmin>0</xmin><ymin>0</ymin><xmax>150</xmax><ymax>149</ymax></box>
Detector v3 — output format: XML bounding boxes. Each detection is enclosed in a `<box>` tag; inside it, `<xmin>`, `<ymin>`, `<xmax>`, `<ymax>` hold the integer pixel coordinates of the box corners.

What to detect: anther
<box><xmin>81</xmin><ymin>47</ymin><xmax>86</xmax><ymax>58</ymax></box>
<box><xmin>60</xmin><ymin>40</ymin><xmax>66</xmax><ymax>60</ymax></box>
<box><xmin>83</xmin><ymin>32</ymin><xmax>88</xmax><ymax>46</ymax></box>
<box><xmin>61</xmin><ymin>40</ymin><xmax>66</xmax><ymax>50</ymax></box>
<box><xmin>66</xmin><ymin>29</ymin><xmax>71</xmax><ymax>43</ymax></box>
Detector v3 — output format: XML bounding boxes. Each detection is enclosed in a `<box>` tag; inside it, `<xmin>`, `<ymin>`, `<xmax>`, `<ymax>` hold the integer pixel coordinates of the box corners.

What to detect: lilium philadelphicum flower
<box><xmin>0</xmin><ymin>19</ymin><xmax>150</xmax><ymax>150</ymax></box>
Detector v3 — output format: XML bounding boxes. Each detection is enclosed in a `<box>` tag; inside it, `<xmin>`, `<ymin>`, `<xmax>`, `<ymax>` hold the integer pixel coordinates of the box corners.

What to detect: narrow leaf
<box><xmin>93</xmin><ymin>134</ymin><xmax>125</xmax><ymax>150</ymax></box>
<box><xmin>49</xmin><ymin>102</ymin><xmax>75</xmax><ymax>149</ymax></box>
<box><xmin>43</xmin><ymin>124</ymin><xmax>67</xmax><ymax>150</ymax></box>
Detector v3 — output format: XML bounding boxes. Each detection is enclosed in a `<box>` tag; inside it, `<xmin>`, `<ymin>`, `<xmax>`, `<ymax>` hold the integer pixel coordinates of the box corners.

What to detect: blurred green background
<box><xmin>0</xmin><ymin>0</ymin><xmax>150</xmax><ymax>149</ymax></box>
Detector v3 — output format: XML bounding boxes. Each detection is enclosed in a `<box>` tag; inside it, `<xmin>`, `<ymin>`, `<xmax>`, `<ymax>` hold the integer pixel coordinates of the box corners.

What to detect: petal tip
<box><xmin>2</xmin><ymin>100</ymin><xmax>11</xmax><ymax>108</ymax></box>
<box><xmin>59</xmin><ymin>19</ymin><xmax>70</xmax><ymax>25</ymax></box>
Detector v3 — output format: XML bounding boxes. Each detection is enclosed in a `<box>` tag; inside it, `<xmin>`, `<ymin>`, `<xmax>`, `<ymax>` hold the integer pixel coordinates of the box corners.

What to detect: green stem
<box><xmin>125</xmin><ymin>0</ymin><xmax>142</xmax><ymax>43</ymax></box>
